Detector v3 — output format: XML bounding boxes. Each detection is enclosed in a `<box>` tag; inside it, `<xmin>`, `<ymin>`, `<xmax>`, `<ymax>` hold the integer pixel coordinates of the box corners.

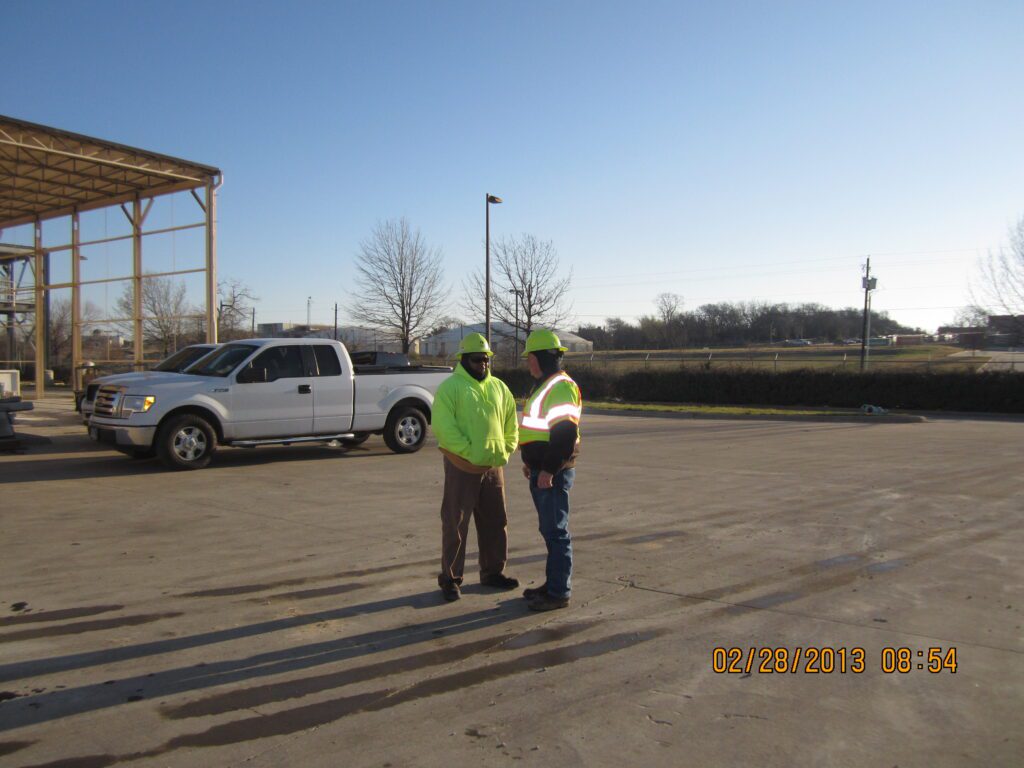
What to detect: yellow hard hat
<box><xmin>457</xmin><ymin>332</ymin><xmax>494</xmax><ymax>357</ymax></box>
<box><xmin>522</xmin><ymin>329</ymin><xmax>567</xmax><ymax>357</ymax></box>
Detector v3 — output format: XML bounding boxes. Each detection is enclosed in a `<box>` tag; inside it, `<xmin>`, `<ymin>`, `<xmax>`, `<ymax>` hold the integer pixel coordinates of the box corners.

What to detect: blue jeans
<box><xmin>529</xmin><ymin>468</ymin><xmax>575</xmax><ymax>599</ymax></box>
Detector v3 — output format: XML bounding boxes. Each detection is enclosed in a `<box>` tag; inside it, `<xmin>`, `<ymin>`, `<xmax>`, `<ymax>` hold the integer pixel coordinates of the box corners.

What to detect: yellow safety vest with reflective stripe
<box><xmin>519</xmin><ymin>372</ymin><xmax>582</xmax><ymax>445</ymax></box>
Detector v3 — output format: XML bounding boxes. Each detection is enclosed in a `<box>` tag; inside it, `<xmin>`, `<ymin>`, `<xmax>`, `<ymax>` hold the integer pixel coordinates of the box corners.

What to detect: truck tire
<box><xmin>157</xmin><ymin>414</ymin><xmax>217</xmax><ymax>470</ymax></box>
<box><xmin>383</xmin><ymin>406</ymin><xmax>427</xmax><ymax>454</ymax></box>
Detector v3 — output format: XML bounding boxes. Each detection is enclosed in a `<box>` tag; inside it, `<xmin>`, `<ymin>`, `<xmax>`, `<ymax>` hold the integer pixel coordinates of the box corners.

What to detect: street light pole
<box><xmin>485</xmin><ymin>194</ymin><xmax>502</xmax><ymax>345</ymax></box>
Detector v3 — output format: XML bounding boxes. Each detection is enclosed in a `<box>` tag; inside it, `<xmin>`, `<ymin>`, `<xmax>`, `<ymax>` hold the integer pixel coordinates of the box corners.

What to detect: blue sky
<box><xmin>5</xmin><ymin>0</ymin><xmax>1024</xmax><ymax>333</ymax></box>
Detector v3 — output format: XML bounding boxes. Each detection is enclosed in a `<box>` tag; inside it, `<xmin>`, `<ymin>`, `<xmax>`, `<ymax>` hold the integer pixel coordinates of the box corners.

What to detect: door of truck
<box><xmin>231</xmin><ymin>345</ymin><xmax>313</xmax><ymax>438</ymax></box>
<box><xmin>306</xmin><ymin>344</ymin><xmax>355</xmax><ymax>433</ymax></box>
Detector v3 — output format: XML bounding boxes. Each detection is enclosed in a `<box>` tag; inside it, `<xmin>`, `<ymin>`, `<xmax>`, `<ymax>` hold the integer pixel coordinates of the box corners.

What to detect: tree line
<box><xmin>576</xmin><ymin>295</ymin><xmax>919</xmax><ymax>350</ymax></box>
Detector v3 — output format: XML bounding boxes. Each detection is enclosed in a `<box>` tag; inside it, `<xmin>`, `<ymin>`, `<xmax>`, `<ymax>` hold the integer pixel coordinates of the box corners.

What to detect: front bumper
<box><xmin>89</xmin><ymin>421</ymin><xmax>157</xmax><ymax>449</ymax></box>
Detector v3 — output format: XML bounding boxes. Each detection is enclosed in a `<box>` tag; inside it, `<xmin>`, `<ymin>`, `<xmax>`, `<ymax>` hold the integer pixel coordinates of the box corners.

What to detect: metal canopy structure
<box><xmin>1</xmin><ymin>115</ymin><xmax>221</xmax><ymax>227</ymax></box>
<box><xmin>0</xmin><ymin>115</ymin><xmax>222</xmax><ymax>399</ymax></box>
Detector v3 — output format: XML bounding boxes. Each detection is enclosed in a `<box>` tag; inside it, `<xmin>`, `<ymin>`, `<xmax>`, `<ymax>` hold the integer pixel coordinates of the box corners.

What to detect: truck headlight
<box><xmin>120</xmin><ymin>395</ymin><xmax>156</xmax><ymax>417</ymax></box>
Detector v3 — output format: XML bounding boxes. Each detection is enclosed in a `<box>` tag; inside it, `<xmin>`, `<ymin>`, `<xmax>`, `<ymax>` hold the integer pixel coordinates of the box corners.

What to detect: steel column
<box><xmin>132</xmin><ymin>195</ymin><xmax>143</xmax><ymax>370</ymax></box>
<box><xmin>71</xmin><ymin>209</ymin><xmax>82</xmax><ymax>389</ymax></box>
<box><xmin>205</xmin><ymin>181</ymin><xmax>217</xmax><ymax>343</ymax></box>
<box><xmin>33</xmin><ymin>218</ymin><xmax>44</xmax><ymax>399</ymax></box>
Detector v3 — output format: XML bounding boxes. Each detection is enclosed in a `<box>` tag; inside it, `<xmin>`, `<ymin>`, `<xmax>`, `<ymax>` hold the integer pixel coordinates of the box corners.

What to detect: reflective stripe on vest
<box><xmin>519</xmin><ymin>373</ymin><xmax>581</xmax><ymax>435</ymax></box>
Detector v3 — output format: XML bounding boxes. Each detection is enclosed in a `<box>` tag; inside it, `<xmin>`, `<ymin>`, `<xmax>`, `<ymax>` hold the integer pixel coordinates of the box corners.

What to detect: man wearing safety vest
<box><xmin>431</xmin><ymin>332</ymin><xmax>521</xmax><ymax>602</ymax></box>
<box><xmin>518</xmin><ymin>329</ymin><xmax>583</xmax><ymax>611</ymax></box>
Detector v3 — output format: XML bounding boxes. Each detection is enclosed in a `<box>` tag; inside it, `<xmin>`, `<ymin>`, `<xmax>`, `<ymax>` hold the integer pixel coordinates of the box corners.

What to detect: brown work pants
<box><xmin>438</xmin><ymin>457</ymin><xmax>509</xmax><ymax>587</ymax></box>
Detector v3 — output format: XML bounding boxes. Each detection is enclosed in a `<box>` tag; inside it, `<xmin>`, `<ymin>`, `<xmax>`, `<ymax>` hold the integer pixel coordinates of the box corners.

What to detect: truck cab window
<box><xmin>312</xmin><ymin>345</ymin><xmax>342</xmax><ymax>376</ymax></box>
<box><xmin>248</xmin><ymin>346</ymin><xmax>306</xmax><ymax>381</ymax></box>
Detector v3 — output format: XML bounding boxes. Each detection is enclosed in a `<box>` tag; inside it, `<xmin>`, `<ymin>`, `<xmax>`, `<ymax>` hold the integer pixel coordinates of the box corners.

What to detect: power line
<box><xmin>571</xmin><ymin>305</ymin><xmax>967</xmax><ymax>319</ymax></box>
<box><xmin>571</xmin><ymin>284</ymin><xmax>965</xmax><ymax>305</ymax></box>
<box><xmin>566</xmin><ymin>249</ymin><xmax>983</xmax><ymax>287</ymax></box>
<box><xmin>570</xmin><ymin>258</ymin><xmax>973</xmax><ymax>291</ymax></box>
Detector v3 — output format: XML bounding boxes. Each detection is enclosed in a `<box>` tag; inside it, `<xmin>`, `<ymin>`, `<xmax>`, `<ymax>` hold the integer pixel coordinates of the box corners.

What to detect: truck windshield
<box><xmin>187</xmin><ymin>343</ymin><xmax>259</xmax><ymax>377</ymax></box>
<box><xmin>155</xmin><ymin>346</ymin><xmax>215</xmax><ymax>372</ymax></box>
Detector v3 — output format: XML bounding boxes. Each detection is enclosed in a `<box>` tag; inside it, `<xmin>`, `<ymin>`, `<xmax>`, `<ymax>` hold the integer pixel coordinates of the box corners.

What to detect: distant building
<box><xmin>255</xmin><ymin>322</ymin><xmax>411</xmax><ymax>352</ymax></box>
<box><xmin>892</xmin><ymin>334</ymin><xmax>927</xmax><ymax>346</ymax></box>
<box><xmin>987</xmin><ymin>315</ymin><xmax>1023</xmax><ymax>347</ymax></box>
<box><xmin>937</xmin><ymin>315</ymin><xmax>1022</xmax><ymax>348</ymax></box>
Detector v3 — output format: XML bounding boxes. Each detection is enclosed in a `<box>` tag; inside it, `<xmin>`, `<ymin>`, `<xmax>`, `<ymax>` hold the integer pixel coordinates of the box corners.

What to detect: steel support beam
<box><xmin>132</xmin><ymin>195</ymin><xmax>144</xmax><ymax>370</ymax></box>
<box><xmin>33</xmin><ymin>218</ymin><xmax>43</xmax><ymax>399</ymax></box>
<box><xmin>205</xmin><ymin>181</ymin><xmax>217</xmax><ymax>344</ymax></box>
<box><xmin>72</xmin><ymin>209</ymin><xmax>82</xmax><ymax>389</ymax></box>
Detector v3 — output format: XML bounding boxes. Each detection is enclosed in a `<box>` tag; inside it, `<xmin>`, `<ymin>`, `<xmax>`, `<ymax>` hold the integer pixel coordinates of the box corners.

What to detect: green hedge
<box><xmin>492</xmin><ymin>367</ymin><xmax>1024</xmax><ymax>413</ymax></box>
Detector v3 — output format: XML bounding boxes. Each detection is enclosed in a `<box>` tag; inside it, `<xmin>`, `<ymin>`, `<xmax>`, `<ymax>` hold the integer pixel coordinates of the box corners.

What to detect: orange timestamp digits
<box><xmin>712</xmin><ymin>646</ymin><xmax>866</xmax><ymax>674</ymax></box>
<box><xmin>880</xmin><ymin>647</ymin><xmax>957</xmax><ymax>673</ymax></box>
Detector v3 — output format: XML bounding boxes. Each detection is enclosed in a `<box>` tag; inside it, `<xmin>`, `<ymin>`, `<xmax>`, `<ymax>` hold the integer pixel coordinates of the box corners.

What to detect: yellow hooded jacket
<box><xmin>432</xmin><ymin>363</ymin><xmax>519</xmax><ymax>470</ymax></box>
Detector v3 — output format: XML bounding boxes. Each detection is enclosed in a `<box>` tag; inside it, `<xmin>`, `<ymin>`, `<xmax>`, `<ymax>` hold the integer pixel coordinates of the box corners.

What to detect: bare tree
<box><xmin>464</xmin><ymin>234</ymin><xmax>573</xmax><ymax>338</ymax></box>
<box><xmin>975</xmin><ymin>215</ymin><xmax>1024</xmax><ymax>320</ymax></box>
<box><xmin>655</xmin><ymin>292</ymin><xmax>682</xmax><ymax>325</ymax></box>
<box><xmin>428</xmin><ymin>315</ymin><xmax>465</xmax><ymax>338</ymax></box>
<box><xmin>44</xmin><ymin>298</ymin><xmax>102</xmax><ymax>371</ymax></box>
<box><xmin>217</xmin><ymin>279</ymin><xmax>258</xmax><ymax>340</ymax></box>
<box><xmin>952</xmin><ymin>305</ymin><xmax>989</xmax><ymax>328</ymax></box>
<box><xmin>655</xmin><ymin>292</ymin><xmax>683</xmax><ymax>348</ymax></box>
<box><xmin>116</xmin><ymin>276</ymin><xmax>197</xmax><ymax>355</ymax></box>
<box><xmin>349</xmin><ymin>218</ymin><xmax>446</xmax><ymax>353</ymax></box>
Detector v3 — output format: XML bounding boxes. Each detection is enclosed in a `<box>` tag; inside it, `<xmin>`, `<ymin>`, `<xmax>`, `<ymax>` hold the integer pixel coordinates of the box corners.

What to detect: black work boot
<box><xmin>480</xmin><ymin>573</ymin><xmax>520</xmax><ymax>589</ymax></box>
<box><xmin>522</xmin><ymin>583</ymin><xmax>548</xmax><ymax>600</ymax></box>
<box><xmin>441</xmin><ymin>582</ymin><xmax>461</xmax><ymax>602</ymax></box>
<box><xmin>528</xmin><ymin>593</ymin><xmax>569</xmax><ymax>612</ymax></box>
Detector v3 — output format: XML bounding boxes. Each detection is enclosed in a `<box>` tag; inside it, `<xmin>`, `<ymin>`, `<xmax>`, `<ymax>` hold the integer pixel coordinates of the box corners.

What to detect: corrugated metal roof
<box><xmin>0</xmin><ymin>115</ymin><xmax>221</xmax><ymax>227</ymax></box>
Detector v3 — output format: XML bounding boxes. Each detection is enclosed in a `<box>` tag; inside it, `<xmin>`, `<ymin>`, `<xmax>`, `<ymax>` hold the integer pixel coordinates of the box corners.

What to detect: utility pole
<box><xmin>859</xmin><ymin>257</ymin><xmax>877</xmax><ymax>372</ymax></box>
<box><xmin>307</xmin><ymin>296</ymin><xmax>312</xmax><ymax>328</ymax></box>
<box><xmin>251</xmin><ymin>307</ymin><xmax>255</xmax><ymax>334</ymax></box>
<box><xmin>334</xmin><ymin>303</ymin><xmax>338</xmax><ymax>341</ymax></box>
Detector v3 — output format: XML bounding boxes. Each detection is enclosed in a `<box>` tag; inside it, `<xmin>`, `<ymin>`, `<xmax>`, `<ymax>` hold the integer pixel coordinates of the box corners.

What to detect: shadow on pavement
<box><xmin>0</xmin><ymin>441</ymin><xmax>387</xmax><ymax>484</ymax></box>
<box><xmin>0</xmin><ymin>594</ymin><xmax>532</xmax><ymax>732</ymax></box>
<box><xmin>0</xmin><ymin>590</ymin><xmax>492</xmax><ymax>686</ymax></box>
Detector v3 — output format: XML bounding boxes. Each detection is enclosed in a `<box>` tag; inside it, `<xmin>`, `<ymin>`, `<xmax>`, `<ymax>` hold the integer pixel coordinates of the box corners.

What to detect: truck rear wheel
<box><xmin>383</xmin><ymin>406</ymin><xmax>427</xmax><ymax>454</ymax></box>
<box><xmin>157</xmin><ymin>414</ymin><xmax>217</xmax><ymax>470</ymax></box>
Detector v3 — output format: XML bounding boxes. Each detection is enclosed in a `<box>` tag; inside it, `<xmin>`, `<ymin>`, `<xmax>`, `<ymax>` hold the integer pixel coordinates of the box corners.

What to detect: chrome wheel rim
<box><xmin>173</xmin><ymin>426</ymin><xmax>207</xmax><ymax>461</ymax></box>
<box><xmin>396</xmin><ymin>416</ymin><xmax>422</xmax><ymax>446</ymax></box>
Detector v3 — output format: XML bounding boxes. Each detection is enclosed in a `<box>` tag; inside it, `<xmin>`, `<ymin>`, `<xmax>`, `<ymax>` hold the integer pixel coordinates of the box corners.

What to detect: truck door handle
<box><xmin>298</xmin><ymin>384</ymin><xmax>312</xmax><ymax>394</ymax></box>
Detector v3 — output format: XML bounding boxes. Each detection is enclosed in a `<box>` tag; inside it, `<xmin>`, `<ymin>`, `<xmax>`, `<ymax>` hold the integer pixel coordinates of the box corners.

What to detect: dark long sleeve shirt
<box><xmin>521</xmin><ymin>420</ymin><xmax>579</xmax><ymax>474</ymax></box>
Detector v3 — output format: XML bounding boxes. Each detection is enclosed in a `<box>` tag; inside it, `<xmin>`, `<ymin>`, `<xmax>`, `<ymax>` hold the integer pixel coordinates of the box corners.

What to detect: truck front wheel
<box><xmin>157</xmin><ymin>414</ymin><xmax>217</xmax><ymax>470</ymax></box>
<box><xmin>383</xmin><ymin>406</ymin><xmax>427</xmax><ymax>454</ymax></box>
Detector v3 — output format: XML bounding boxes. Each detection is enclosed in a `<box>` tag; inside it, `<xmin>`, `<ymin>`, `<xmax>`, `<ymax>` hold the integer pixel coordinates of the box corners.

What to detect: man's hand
<box><xmin>521</xmin><ymin>465</ymin><xmax>531</xmax><ymax>480</ymax></box>
<box><xmin>537</xmin><ymin>471</ymin><xmax>554</xmax><ymax>489</ymax></box>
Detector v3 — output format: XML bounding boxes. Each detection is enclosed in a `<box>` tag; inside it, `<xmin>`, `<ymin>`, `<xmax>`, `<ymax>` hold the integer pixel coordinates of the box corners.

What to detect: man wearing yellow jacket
<box><xmin>432</xmin><ymin>332</ymin><xmax>520</xmax><ymax>601</ymax></box>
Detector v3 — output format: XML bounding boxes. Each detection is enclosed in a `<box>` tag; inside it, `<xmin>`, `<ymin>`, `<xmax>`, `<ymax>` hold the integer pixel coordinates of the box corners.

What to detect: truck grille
<box><xmin>85</xmin><ymin>383</ymin><xmax>100</xmax><ymax>403</ymax></box>
<box><xmin>94</xmin><ymin>385</ymin><xmax>123</xmax><ymax>417</ymax></box>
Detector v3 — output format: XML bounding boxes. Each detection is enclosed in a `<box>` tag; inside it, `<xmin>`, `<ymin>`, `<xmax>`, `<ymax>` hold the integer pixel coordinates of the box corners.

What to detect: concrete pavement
<box><xmin>1</xmin><ymin>401</ymin><xmax>1021</xmax><ymax>767</ymax></box>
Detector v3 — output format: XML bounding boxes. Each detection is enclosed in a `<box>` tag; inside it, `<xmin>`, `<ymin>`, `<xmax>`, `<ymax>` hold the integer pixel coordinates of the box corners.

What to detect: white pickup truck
<box><xmin>88</xmin><ymin>339</ymin><xmax>451</xmax><ymax>469</ymax></box>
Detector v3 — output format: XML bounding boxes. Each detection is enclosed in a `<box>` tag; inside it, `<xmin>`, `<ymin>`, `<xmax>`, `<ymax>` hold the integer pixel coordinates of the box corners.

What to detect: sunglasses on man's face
<box><xmin>467</xmin><ymin>355</ymin><xmax>490</xmax><ymax>365</ymax></box>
